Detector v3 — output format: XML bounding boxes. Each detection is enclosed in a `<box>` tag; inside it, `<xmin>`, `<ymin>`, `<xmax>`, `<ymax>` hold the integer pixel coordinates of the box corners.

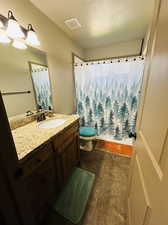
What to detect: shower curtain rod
<box><xmin>84</xmin><ymin>54</ymin><xmax>143</xmax><ymax>63</ymax></box>
<box><xmin>32</xmin><ymin>68</ymin><xmax>48</xmax><ymax>72</ymax></box>
<box><xmin>74</xmin><ymin>55</ymin><xmax>144</xmax><ymax>66</ymax></box>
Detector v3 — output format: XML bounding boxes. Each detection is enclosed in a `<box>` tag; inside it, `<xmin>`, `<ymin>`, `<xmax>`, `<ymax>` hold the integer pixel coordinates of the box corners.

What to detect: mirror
<box><xmin>0</xmin><ymin>43</ymin><xmax>52</xmax><ymax>117</ymax></box>
<box><xmin>29</xmin><ymin>62</ymin><xmax>53</xmax><ymax>110</ymax></box>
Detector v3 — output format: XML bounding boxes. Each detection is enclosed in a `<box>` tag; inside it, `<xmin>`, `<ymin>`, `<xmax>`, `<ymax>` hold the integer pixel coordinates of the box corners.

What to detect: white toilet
<box><xmin>79</xmin><ymin>127</ymin><xmax>97</xmax><ymax>151</ymax></box>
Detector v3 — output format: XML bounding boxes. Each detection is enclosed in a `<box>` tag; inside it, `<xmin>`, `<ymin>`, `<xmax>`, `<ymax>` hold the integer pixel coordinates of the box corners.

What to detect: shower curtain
<box><xmin>74</xmin><ymin>57</ymin><xmax>144</xmax><ymax>144</ymax></box>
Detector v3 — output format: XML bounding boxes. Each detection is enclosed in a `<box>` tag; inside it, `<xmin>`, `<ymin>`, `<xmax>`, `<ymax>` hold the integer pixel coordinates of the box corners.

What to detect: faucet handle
<box><xmin>26</xmin><ymin>110</ymin><xmax>33</xmax><ymax>116</ymax></box>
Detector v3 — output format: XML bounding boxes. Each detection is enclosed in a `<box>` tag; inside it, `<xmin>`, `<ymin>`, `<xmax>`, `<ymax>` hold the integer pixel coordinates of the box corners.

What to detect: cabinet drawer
<box><xmin>22</xmin><ymin>142</ymin><xmax>53</xmax><ymax>176</ymax></box>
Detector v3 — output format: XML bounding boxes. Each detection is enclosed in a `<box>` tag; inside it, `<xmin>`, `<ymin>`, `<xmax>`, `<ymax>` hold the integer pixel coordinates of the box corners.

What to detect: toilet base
<box><xmin>80</xmin><ymin>136</ymin><xmax>95</xmax><ymax>151</ymax></box>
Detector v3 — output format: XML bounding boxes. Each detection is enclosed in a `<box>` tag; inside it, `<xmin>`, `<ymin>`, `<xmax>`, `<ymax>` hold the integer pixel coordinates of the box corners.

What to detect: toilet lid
<box><xmin>79</xmin><ymin>127</ymin><xmax>97</xmax><ymax>137</ymax></box>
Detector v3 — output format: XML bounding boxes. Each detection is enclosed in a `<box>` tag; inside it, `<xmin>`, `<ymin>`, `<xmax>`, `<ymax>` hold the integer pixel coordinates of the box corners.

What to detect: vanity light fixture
<box><xmin>6</xmin><ymin>10</ymin><xmax>25</xmax><ymax>39</ymax></box>
<box><xmin>12</xmin><ymin>40</ymin><xmax>27</xmax><ymax>49</ymax></box>
<box><xmin>26</xmin><ymin>24</ymin><xmax>40</xmax><ymax>46</ymax></box>
<box><xmin>0</xmin><ymin>11</ymin><xmax>40</xmax><ymax>48</ymax></box>
<box><xmin>0</xmin><ymin>33</ymin><xmax>11</xmax><ymax>43</ymax></box>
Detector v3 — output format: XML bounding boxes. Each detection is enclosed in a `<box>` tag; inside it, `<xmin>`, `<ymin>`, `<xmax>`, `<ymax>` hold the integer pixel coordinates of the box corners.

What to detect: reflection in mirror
<box><xmin>0</xmin><ymin>43</ymin><xmax>52</xmax><ymax>117</ymax></box>
<box><xmin>29</xmin><ymin>62</ymin><xmax>53</xmax><ymax>110</ymax></box>
<box><xmin>0</xmin><ymin>37</ymin><xmax>54</xmax><ymax>160</ymax></box>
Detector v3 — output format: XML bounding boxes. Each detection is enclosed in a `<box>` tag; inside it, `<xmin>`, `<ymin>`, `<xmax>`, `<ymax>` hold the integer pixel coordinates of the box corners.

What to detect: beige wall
<box><xmin>0</xmin><ymin>0</ymin><xmax>84</xmax><ymax>114</ymax></box>
<box><xmin>0</xmin><ymin>1</ymin><xmax>145</xmax><ymax>115</ymax></box>
<box><xmin>84</xmin><ymin>39</ymin><xmax>142</xmax><ymax>61</ymax></box>
<box><xmin>0</xmin><ymin>44</ymin><xmax>47</xmax><ymax>117</ymax></box>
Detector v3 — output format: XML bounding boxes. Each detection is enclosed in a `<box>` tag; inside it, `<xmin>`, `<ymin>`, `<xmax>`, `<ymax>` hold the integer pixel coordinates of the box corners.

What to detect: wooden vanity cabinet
<box><xmin>61</xmin><ymin>133</ymin><xmax>80</xmax><ymax>183</ymax></box>
<box><xmin>21</xmin><ymin>120</ymin><xmax>80</xmax><ymax>224</ymax></box>
<box><xmin>21</xmin><ymin>142</ymin><xmax>59</xmax><ymax>224</ymax></box>
<box><xmin>0</xmin><ymin>92</ymin><xmax>80</xmax><ymax>225</ymax></box>
<box><xmin>26</xmin><ymin>156</ymin><xmax>58</xmax><ymax>223</ymax></box>
<box><xmin>53</xmin><ymin>121</ymin><xmax>80</xmax><ymax>186</ymax></box>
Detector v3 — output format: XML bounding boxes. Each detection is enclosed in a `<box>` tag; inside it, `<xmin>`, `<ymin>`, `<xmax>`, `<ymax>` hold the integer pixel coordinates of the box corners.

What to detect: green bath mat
<box><xmin>53</xmin><ymin>167</ymin><xmax>95</xmax><ymax>224</ymax></box>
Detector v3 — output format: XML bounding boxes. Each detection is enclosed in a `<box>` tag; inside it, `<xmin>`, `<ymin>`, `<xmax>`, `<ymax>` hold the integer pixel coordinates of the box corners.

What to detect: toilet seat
<box><xmin>79</xmin><ymin>127</ymin><xmax>97</xmax><ymax>151</ymax></box>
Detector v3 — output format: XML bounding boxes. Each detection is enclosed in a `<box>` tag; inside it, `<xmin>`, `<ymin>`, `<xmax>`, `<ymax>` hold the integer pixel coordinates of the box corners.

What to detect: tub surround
<box><xmin>11</xmin><ymin>114</ymin><xmax>79</xmax><ymax>160</ymax></box>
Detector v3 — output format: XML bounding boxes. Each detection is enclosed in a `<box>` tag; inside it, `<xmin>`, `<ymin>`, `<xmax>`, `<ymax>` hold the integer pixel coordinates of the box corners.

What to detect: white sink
<box><xmin>38</xmin><ymin>119</ymin><xmax>66</xmax><ymax>128</ymax></box>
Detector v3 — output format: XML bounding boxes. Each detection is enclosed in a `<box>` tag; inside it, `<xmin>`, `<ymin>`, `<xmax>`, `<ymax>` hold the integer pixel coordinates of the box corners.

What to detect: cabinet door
<box><xmin>25</xmin><ymin>156</ymin><xmax>58</xmax><ymax>223</ymax></box>
<box><xmin>54</xmin><ymin>154</ymin><xmax>64</xmax><ymax>190</ymax></box>
<box><xmin>61</xmin><ymin>133</ymin><xmax>79</xmax><ymax>183</ymax></box>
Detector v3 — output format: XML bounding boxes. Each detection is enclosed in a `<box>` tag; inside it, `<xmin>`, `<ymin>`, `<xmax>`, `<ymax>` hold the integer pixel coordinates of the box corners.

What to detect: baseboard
<box><xmin>127</xmin><ymin>197</ymin><xmax>132</xmax><ymax>225</ymax></box>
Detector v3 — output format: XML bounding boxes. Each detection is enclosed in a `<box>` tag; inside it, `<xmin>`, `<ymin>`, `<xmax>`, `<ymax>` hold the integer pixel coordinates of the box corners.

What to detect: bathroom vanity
<box><xmin>14</xmin><ymin>114</ymin><xmax>80</xmax><ymax>223</ymax></box>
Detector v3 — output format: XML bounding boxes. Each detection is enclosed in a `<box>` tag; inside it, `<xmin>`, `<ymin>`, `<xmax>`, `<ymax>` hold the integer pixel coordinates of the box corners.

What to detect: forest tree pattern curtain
<box><xmin>74</xmin><ymin>57</ymin><xmax>144</xmax><ymax>142</ymax></box>
<box><xmin>31</xmin><ymin>64</ymin><xmax>53</xmax><ymax>110</ymax></box>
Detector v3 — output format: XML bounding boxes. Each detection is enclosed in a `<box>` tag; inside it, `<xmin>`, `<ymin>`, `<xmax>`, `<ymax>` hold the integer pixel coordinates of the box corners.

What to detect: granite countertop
<box><xmin>12</xmin><ymin>114</ymin><xmax>79</xmax><ymax>160</ymax></box>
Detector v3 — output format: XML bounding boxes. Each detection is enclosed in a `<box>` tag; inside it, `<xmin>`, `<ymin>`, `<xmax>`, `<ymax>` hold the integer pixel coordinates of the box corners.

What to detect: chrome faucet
<box><xmin>36</xmin><ymin>112</ymin><xmax>46</xmax><ymax>122</ymax></box>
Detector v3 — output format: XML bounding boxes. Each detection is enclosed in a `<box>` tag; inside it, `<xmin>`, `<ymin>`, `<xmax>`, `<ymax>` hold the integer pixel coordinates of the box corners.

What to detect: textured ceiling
<box><xmin>30</xmin><ymin>0</ymin><xmax>155</xmax><ymax>49</ymax></box>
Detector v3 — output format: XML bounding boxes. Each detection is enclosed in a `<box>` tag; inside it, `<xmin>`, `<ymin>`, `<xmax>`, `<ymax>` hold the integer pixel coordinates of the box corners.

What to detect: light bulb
<box><xmin>26</xmin><ymin>30</ymin><xmax>40</xmax><ymax>46</ymax></box>
<box><xmin>12</xmin><ymin>40</ymin><xmax>27</xmax><ymax>49</ymax></box>
<box><xmin>6</xmin><ymin>11</ymin><xmax>25</xmax><ymax>39</ymax></box>
<box><xmin>26</xmin><ymin>24</ymin><xmax>40</xmax><ymax>46</ymax></box>
<box><xmin>0</xmin><ymin>33</ymin><xmax>11</xmax><ymax>43</ymax></box>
